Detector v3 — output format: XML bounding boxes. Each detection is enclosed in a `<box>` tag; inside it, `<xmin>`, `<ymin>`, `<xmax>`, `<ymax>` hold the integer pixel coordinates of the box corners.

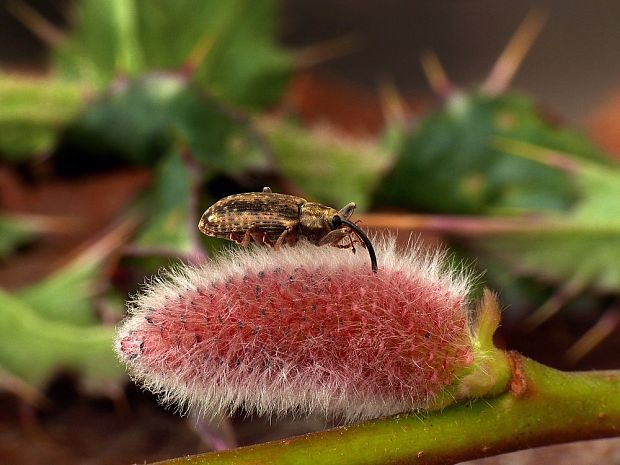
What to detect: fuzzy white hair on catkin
<box><xmin>128</xmin><ymin>235</ymin><xmax>472</xmax><ymax>314</ymax></box>
<box><xmin>115</xmin><ymin>235</ymin><xmax>476</xmax><ymax>423</ymax></box>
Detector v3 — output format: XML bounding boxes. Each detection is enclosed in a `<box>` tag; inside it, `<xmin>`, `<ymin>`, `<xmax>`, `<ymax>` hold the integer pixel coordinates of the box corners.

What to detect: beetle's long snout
<box><xmin>341</xmin><ymin>219</ymin><xmax>378</xmax><ymax>273</ymax></box>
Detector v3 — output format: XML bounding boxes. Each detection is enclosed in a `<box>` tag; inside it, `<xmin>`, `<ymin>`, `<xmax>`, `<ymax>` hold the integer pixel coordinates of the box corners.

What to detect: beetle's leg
<box><xmin>348</xmin><ymin>232</ymin><xmax>357</xmax><ymax>254</ymax></box>
<box><xmin>318</xmin><ymin>228</ymin><xmax>349</xmax><ymax>247</ymax></box>
<box><xmin>332</xmin><ymin>240</ymin><xmax>357</xmax><ymax>252</ymax></box>
<box><xmin>337</xmin><ymin>223</ymin><xmax>366</xmax><ymax>250</ymax></box>
<box><xmin>274</xmin><ymin>226</ymin><xmax>295</xmax><ymax>250</ymax></box>
<box><xmin>240</xmin><ymin>229</ymin><xmax>253</xmax><ymax>246</ymax></box>
<box><xmin>250</xmin><ymin>230</ymin><xmax>264</xmax><ymax>245</ymax></box>
<box><xmin>240</xmin><ymin>224</ymin><xmax>263</xmax><ymax>246</ymax></box>
<box><xmin>340</xmin><ymin>218</ymin><xmax>378</xmax><ymax>273</ymax></box>
<box><xmin>241</xmin><ymin>224</ymin><xmax>273</xmax><ymax>247</ymax></box>
<box><xmin>285</xmin><ymin>230</ymin><xmax>299</xmax><ymax>246</ymax></box>
<box><xmin>257</xmin><ymin>231</ymin><xmax>275</xmax><ymax>247</ymax></box>
<box><xmin>229</xmin><ymin>232</ymin><xmax>244</xmax><ymax>244</ymax></box>
<box><xmin>349</xmin><ymin>233</ymin><xmax>366</xmax><ymax>249</ymax></box>
<box><xmin>262</xmin><ymin>186</ymin><xmax>272</xmax><ymax>193</ymax></box>
<box><xmin>319</xmin><ymin>229</ymin><xmax>362</xmax><ymax>254</ymax></box>
<box><xmin>334</xmin><ymin>232</ymin><xmax>357</xmax><ymax>253</ymax></box>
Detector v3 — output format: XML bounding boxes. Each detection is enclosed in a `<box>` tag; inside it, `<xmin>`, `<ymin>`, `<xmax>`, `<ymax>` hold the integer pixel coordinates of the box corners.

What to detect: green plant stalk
<box><xmin>153</xmin><ymin>355</ymin><xmax>620</xmax><ymax>465</ymax></box>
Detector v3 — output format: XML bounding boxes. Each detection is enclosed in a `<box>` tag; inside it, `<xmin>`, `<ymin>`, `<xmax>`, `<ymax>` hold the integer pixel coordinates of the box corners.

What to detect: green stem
<box><xmin>153</xmin><ymin>355</ymin><xmax>620</xmax><ymax>465</ymax></box>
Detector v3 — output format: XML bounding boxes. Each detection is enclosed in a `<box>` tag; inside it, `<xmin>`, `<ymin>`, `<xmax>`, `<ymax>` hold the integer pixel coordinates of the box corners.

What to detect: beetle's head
<box><xmin>327</xmin><ymin>202</ymin><xmax>357</xmax><ymax>230</ymax></box>
<box><xmin>301</xmin><ymin>201</ymin><xmax>377</xmax><ymax>273</ymax></box>
<box><xmin>299</xmin><ymin>203</ymin><xmax>337</xmax><ymax>242</ymax></box>
<box><xmin>299</xmin><ymin>202</ymin><xmax>356</xmax><ymax>239</ymax></box>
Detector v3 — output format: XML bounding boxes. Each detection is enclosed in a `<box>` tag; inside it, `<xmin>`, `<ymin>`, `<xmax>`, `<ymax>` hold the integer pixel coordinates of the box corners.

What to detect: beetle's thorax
<box><xmin>299</xmin><ymin>202</ymin><xmax>339</xmax><ymax>244</ymax></box>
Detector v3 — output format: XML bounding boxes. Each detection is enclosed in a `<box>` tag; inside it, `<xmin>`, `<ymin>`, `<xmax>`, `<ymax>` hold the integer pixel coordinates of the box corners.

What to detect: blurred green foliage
<box><xmin>478</xmin><ymin>147</ymin><xmax>620</xmax><ymax>293</ymax></box>
<box><xmin>1</xmin><ymin>0</ymin><xmax>291</xmax><ymax>163</ymax></box>
<box><xmin>0</xmin><ymin>0</ymin><xmax>295</xmax><ymax>396</ymax></box>
<box><xmin>0</xmin><ymin>289</ymin><xmax>120</xmax><ymax>388</ymax></box>
<box><xmin>265</xmin><ymin>121</ymin><xmax>392</xmax><ymax>210</ymax></box>
<box><xmin>0</xmin><ymin>0</ymin><xmax>391</xmax><ymax>401</ymax></box>
<box><xmin>373</xmin><ymin>89</ymin><xmax>620</xmax><ymax>316</ymax></box>
<box><xmin>1</xmin><ymin>221</ymin><xmax>132</xmax><ymax>393</ymax></box>
<box><xmin>0</xmin><ymin>215</ymin><xmax>37</xmax><ymax>258</ymax></box>
<box><xmin>16</xmin><ymin>249</ymin><xmax>104</xmax><ymax>326</ymax></box>
<box><xmin>56</xmin><ymin>76</ymin><xmax>269</xmax><ymax>170</ymax></box>
<box><xmin>2</xmin><ymin>0</ymin><xmax>619</xmax><ymax>404</ymax></box>
<box><xmin>134</xmin><ymin>150</ymin><xmax>194</xmax><ymax>253</ymax></box>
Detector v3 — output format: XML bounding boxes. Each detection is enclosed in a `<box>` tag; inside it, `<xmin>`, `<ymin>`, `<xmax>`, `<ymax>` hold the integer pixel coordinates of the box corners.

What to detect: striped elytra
<box><xmin>199</xmin><ymin>192</ymin><xmax>304</xmax><ymax>242</ymax></box>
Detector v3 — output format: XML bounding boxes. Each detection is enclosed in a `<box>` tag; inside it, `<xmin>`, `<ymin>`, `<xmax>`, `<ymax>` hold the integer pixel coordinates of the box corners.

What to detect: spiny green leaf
<box><xmin>53</xmin><ymin>0</ymin><xmax>291</xmax><ymax>107</ymax></box>
<box><xmin>0</xmin><ymin>73</ymin><xmax>84</xmax><ymax>161</ymax></box>
<box><xmin>374</xmin><ymin>91</ymin><xmax>608</xmax><ymax>214</ymax></box>
<box><xmin>190</xmin><ymin>0</ymin><xmax>291</xmax><ymax>107</ymax></box>
<box><xmin>15</xmin><ymin>217</ymin><xmax>135</xmax><ymax>325</ymax></box>
<box><xmin>167</xmin><ymin>87</ymin><xmax>268</xmax><ymax>173</ymax></box>
<box><xmin>136</xmin><ymin>0</ymin><xmax>291</xmax><ymax>106</ymax></box>
<box><xmin>57</xmin><ymin>75</ymin><xmax>184</xmax><ymax>167</ymax></box>
<box><xmin>478</xmin><ymin>150</ymin><xmax>620</xmax><ymax>293</ymax></box>
<box><xmin>57</xmin><ymin>76</ymin><xmax>267</xmax><ymax>173</ymax></box>
<box><xmin>0</xmin><ymin>289</ymin><xmax>121</xmax><ymax>388</ymax></box>
<box><xmin>16</xmin><ymin>257</ymin><xmax>100</xmax><ymax>326</ymax></box>
<box><xmin>53</xmin><ymin>0</ymin><xmax>143</xmax><ymax>85</ymax></box>
<box><xmin>0</xmin><ymin>214</ymin><xmax>76</xmax><ymax>259</ymax></box>
<box><xmin>481</xmin><ymin>228</ymin><xmax>620</xmax><ymax>293</ymax></box>
<box><xmin>264</xmin><ymin>120</ymin><xmax>392</xmax><ymax>211</ymax></box>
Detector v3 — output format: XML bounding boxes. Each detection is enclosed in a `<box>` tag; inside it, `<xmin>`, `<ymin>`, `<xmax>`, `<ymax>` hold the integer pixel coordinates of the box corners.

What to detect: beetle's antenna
<box><xmin>341</xmin><ymin>219</ymin><xmax>378</xmax><ymax>273</ymax></box>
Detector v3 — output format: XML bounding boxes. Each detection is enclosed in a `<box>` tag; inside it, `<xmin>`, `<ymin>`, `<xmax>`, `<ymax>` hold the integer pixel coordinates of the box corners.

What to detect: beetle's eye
<box><xmin>331</xmin><ymin>215</ymin><xmax>342</xmax><ymax>228</ymax></box>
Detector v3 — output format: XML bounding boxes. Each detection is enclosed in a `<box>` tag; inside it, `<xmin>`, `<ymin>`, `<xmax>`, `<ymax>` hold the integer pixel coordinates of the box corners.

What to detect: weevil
<box><xmin>198</xmin><ymin>187</ymin><xmax>378</xmax><ymax>273</ymax></box>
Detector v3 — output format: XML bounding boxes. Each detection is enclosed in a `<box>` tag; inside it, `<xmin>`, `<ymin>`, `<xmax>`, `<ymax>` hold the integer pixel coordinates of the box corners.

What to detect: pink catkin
<box><xmin>115</xmin><ymin>237</ymin><xmax>475</xmax><ymax>422</ymax></box>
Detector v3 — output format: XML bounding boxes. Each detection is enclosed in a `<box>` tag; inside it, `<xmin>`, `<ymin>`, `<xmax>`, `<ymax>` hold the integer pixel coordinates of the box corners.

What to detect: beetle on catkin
<box><xmin>198</xmin><ymin>187</ymin><xmax>378</xmax><ymax>273</ymax></box>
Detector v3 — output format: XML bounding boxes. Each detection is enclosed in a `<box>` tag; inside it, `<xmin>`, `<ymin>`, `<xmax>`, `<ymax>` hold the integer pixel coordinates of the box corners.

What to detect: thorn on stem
<box><xmin>420</xmin><ymin>50</ymin><xmax>454</xmax><ymax>99</ymax></box>
<box><xmin>483</xmin><ymin>9</ymin><xmax>548</xmax><ymax>95</ymax></box>
<box><xmin>565</xmin><ymin>307</ymin><xmax>620</xmax><ymax>364</ymax></box>
<box><xmin>523</xmin><ymin>276</ymin><xmax>586</xmax><ymax>331</ymax></box>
